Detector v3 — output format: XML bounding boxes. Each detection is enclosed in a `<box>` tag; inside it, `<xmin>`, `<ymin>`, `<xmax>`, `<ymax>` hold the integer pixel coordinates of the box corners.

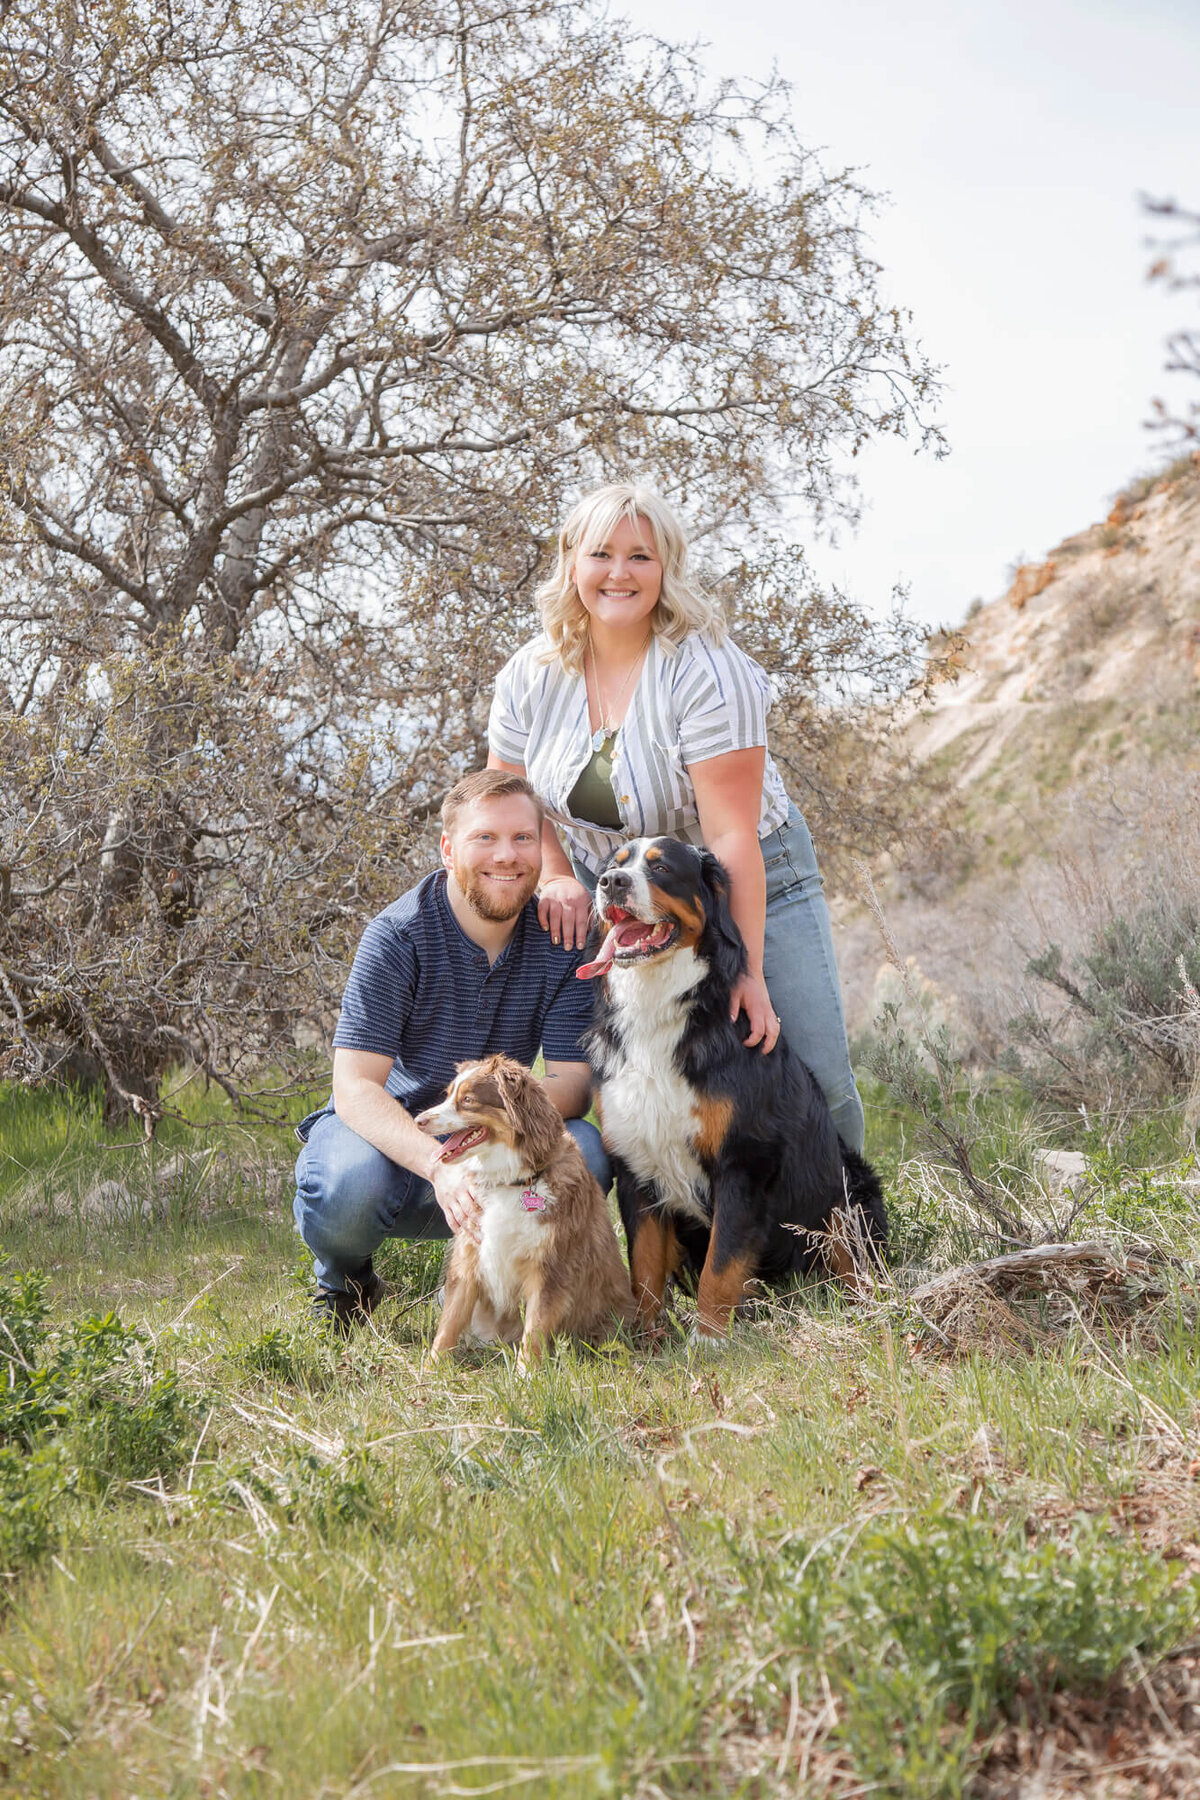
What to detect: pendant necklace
<box><xmin>586</xmin><ymin>636</ymin><xmax>649</xmax><ymax>754</ymax></box>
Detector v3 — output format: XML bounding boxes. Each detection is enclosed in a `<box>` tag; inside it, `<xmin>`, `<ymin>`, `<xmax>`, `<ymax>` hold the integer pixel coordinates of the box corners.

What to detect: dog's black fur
<box><xmin>581</xmin><ymin>837</ymin><xmax>886</xmax><ymax>1336</ymax></box>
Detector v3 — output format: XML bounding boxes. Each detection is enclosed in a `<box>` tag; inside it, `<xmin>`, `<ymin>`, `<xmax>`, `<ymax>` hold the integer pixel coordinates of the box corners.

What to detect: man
<box><xmin>293</xmin><ymin>770</ymin><xmax>608</xmax><ymax>1330</ymax></box>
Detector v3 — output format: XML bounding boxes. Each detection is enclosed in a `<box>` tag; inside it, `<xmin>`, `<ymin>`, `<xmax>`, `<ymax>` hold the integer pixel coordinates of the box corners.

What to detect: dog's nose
<box><xmin>598</xmin><ymin>867</ymin><xmax>631</xmax><ymax>898</ymax></box>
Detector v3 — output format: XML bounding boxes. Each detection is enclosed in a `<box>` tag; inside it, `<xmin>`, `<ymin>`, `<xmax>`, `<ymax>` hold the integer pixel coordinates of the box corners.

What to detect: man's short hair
<box><xmin>440</xmin><ymin>769</ymin><xmax>545</xmax><ymax>837</ymax></box>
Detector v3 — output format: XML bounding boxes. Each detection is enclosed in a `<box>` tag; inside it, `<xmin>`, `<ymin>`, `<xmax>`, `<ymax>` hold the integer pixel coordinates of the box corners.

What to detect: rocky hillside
<box><xmin>835</xmin><ymin>454</ymin><xmax>1200</xmax><ymax>1040</ymax></box>
<box><xmin>910</xmin><ymin>453</ymin><xmax>1200</xmax><ymax>800</ymax></box>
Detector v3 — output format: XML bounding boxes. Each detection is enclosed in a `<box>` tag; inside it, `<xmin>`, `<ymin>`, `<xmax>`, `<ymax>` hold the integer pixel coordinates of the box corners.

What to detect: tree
<box><xmin>1145</xmin><ymin>195</ymin><xmax>1200</xmax><ymax>444</ymax></box>
<box><xmin>0</xmin><ymin>0</ymin><xmax>941</xmax><ymax>1125</ymax></box>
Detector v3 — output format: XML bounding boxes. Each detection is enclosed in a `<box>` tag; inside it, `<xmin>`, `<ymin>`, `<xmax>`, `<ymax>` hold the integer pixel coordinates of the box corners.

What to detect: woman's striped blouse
<box><xmin>488</xmin><ymin>632</ymin><xmax>790</xmax><ymax>877</ymax></box>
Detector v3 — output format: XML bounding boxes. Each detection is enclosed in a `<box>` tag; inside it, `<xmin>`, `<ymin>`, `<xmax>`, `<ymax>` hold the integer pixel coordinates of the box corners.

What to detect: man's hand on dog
<box><xmin>430</xmin><ymin>1165</ymin><xmax>482</xmax><ymax>1241</ymax></box>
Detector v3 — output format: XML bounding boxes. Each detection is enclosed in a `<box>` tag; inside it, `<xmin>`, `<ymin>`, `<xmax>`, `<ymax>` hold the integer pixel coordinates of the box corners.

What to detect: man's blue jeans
<box><xmin>293</xmin><ymin>1107</ymin><xmax>611</xmax><ymax>1294</ymax></box>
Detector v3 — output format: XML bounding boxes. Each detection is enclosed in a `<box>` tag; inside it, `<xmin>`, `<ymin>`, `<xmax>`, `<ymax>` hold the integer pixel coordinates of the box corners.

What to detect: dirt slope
<box><xmin>909</xmin><ymin>456</ymin><xmax>1200</xmax><ymax>785</ymax></box>
<box><xmin>835</xmin><ymin>456</ymin><xmax>1200</xmax><ymax>1039</ymax></box>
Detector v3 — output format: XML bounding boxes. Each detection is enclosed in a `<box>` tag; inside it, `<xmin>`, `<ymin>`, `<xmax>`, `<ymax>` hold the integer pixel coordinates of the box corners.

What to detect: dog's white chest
<box><xmin>474</xmin><ymin>1184</ymin><xmax>549</xmax><ymax>1314</ymax></box>
<box><xmin>599</xmin><ymin>951</ymin><xmax>711</xmax><ymax>1223</ymax></box>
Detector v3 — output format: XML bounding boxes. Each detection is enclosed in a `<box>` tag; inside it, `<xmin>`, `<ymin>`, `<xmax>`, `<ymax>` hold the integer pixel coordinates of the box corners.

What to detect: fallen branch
<box><xmin>901</xmin><ymin>1239</ymin><xmax>1192</xmax><ymax>1358</ymax></box>
<box><xmin>906</xmin><ymin>1239</ymin><xmax>1171</xmax><ymax>1307</ymax></box>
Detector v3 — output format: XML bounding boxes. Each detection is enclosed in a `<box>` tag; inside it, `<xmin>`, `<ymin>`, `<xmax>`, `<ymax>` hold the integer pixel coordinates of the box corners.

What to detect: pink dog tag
<box><xmin>520</xmin><ymin>1188</ymin><xmax>547</xmax><ymax>1212</ymax></box>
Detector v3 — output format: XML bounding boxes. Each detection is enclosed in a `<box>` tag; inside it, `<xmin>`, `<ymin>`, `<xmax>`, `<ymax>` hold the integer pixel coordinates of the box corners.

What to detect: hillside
<box><xmin>835</xmin><ymin>454</ymin><xmax>1200</xmax><ymax>1041</ymax></box>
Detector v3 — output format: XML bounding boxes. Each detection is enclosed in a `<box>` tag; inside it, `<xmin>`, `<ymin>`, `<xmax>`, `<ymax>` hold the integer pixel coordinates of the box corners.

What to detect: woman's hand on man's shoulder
<box><xmin>537</xmin><ymin>876</ymin><xmax>593</xmax><ymax>952</ymax></box>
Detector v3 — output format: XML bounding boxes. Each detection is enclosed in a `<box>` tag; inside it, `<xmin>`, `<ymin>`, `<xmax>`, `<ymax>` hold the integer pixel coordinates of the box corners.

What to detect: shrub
<box><xmin>0</xmin><ymin>1252</ymin><xmax>202</xmax><ymax>1512</ymax></box>
<box><xmin>0</xmin><ymin>1447</ymin><xmax>67</xmax><ymax>1573</ymax></box>
<box><xmin>1006</xmin><ymin>898</ymin><xmax>1200</xmax><ymax>1112</ymax></box>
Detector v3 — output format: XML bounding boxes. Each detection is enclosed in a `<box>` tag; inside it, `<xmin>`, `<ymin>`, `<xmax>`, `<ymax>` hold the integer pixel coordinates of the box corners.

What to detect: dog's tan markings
<box><xmin>691</xmin><ymin>1095</ymin><xmax>734</xmax><ymax>1160</ymax></box>
<box><xmin>644</xmin><ymin>845</ymin><xmax>662</xmax><ymax>862</ymax></box>
<box><xmin>823</xmin><ymin>1210</ymin><xmax>873</xmax><ymax>1300</ymax></box>
<box><xmin>629</xmin><ymin>1213</ymin><xmax>679</xmax><ymax>1329</ymax></box>
<box><xmin>646</xmin><ymin>884</ymin><xmax>705</xmax><ymax>948</ymax></box>
<box><xmin>694</xmin><ymin>1247</ymin><xmax>756</xmax><ymax>1338</ymax></box>
<box><xmin>615</xmin><ymin>846</ymin><xmax>631</xmax><ymax>865</ymax></box>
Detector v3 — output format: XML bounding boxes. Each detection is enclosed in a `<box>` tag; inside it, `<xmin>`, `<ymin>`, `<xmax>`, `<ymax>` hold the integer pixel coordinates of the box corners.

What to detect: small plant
<box><xmin>277</xmin><ymin>1449</ymin><xmax>381</xmax><ymax>1533</ymax></box>
<box><xmin>219</xmin><ymin>1448</ymin><xmax>384</xmax><ymax>1535</ymax></box>
<box><xmin>752</xmin><ymin>1507</ymin><xmax>1200</xmax><ymax>1797</ymax></box>
<box><xmin>233</xmin><ymin>1325</ymin><xmax>313</xmax><ymax>1386</ymax></box>
<box><xmin>373</xmin><ymin>1238</ymin><xmax>446</xmax><ymax>1308</ymax></box>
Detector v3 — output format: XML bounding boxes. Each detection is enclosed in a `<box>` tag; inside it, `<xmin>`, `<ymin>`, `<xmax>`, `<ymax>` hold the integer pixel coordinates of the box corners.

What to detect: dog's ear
<box><xmin>493</xmin><ymin>1059</ymin><xmax>564</xmax><ymax>1173</ymax></box>
<box><xmin>697</xmin><ymin>849</ymin><xmax>748</xmax><ymax>984</ymax></box>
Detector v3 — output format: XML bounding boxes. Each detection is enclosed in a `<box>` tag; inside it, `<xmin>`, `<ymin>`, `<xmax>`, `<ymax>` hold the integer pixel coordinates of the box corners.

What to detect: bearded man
<box><xmin>293</xmin><ymin>770</ymin><xmax>607</xmax><ymax>1331</ymax></box>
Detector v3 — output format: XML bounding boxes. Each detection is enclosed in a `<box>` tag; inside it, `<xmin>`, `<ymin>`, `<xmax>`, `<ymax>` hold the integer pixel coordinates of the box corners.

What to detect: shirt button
<box><xmin>620</xmin><ymin>795</ymin><xmax>630</xmax><ymax>803</ymax></box>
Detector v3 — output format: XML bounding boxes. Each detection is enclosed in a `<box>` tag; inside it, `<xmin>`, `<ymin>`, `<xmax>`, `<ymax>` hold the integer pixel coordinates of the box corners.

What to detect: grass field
<box><xmin>2</xmin><ymin>1079</ymin><xmax>1200</xmax><ymax>1798</ymax></box>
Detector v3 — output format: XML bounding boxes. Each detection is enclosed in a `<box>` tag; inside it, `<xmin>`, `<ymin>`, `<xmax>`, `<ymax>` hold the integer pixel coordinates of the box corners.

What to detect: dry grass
<box><xmin>2</xmin><ymin>1088</ymin><xmax>1200</xmax><ymax>1797</ymax></box>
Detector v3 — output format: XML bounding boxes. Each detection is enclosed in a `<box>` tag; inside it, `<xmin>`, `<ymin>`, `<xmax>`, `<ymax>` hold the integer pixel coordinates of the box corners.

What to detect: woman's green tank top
<box><xmin>566</xmin><ymin>733</ymin><xmax>621</xmax><ymax>829</ymax></box>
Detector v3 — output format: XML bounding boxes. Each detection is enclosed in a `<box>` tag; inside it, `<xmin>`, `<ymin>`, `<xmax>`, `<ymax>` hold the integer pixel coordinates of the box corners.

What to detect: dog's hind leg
<box><xmin>840</xmin><ymin>1145</ymin><xmax>888</xmax><ymax>1253</ymax></box>
<box><xmin>822</xmin><ymin>1209</ymin><xmax>875</xmax><ymax>1300</ymax></box>
<box><xmin>464</xmin><ymin>1298</ymin><xmax>521</xmax><ymax>1346</ymax></box>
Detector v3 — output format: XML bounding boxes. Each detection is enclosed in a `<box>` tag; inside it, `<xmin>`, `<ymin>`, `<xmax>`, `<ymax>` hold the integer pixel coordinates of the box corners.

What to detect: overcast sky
<box><xmin>641</xmin><ymin>0</ymin><xmax>1200</xmax><ymax>627</ymax></box>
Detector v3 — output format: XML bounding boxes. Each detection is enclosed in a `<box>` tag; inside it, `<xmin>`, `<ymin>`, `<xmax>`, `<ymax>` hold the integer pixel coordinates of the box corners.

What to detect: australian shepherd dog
<box><xmin>578</xmin><ymin>838</ymin><xmax>886</xmax><ymax>1341</ymax></box>
<box><xmin>415</xmin><ymin>1055</ymin><xmax>634</xmax><ymax>1370</ymax></box>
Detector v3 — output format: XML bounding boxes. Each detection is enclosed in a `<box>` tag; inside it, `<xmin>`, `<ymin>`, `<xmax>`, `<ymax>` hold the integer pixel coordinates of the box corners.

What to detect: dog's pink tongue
<box><xmin>436</xmin><ymin>1127</ymin><xmax>480</xmax><ymax>1162</ymax></box>
<box><xmin>576</xmin><ymin>925</ymin><xmax>619</xmax><ymax>980</ymax></box>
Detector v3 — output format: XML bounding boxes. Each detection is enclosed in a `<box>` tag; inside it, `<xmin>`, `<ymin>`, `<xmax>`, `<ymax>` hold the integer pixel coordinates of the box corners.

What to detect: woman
<box><xmin>487</xmin><ymin>483</ymin><xmax>865</xmax><ymax>1153</ymax></box>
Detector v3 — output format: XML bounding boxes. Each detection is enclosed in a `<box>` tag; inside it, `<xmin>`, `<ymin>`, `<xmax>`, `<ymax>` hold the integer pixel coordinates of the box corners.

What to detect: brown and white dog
<box><xmin>414</xmin><ymin>1055</ymin><xmax>635</xmax><ymax>1370</ymax></box>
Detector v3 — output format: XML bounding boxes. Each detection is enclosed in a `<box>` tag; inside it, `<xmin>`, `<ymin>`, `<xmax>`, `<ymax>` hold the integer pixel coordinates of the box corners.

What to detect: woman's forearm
<box><xmin>707</xmin><ymin>827</ymin><xmax>766</xmax><ymax>976</ymax></box>
<box><xmin>539</xmin><ymin>816</ymin><xmax>575</xmax><ymax>882</ymax></box>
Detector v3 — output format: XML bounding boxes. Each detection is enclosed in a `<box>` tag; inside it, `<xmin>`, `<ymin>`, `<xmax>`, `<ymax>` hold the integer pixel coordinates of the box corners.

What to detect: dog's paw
<box><xmin>687</xmin><ymin>1324</ymin><xmax>731</xmax><ymax>1354</ymax></box>
<box><xmin>634</xmin><ymin>1316</ymin><xmax>669</xmax><ymax>1352</ymax></box>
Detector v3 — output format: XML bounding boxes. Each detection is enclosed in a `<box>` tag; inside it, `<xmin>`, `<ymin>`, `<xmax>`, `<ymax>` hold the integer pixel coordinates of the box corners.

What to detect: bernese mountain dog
<box><xmin>577</xmin><ymin>838</ymin><xmax>886</xmax><ymax>1341</ymax></box>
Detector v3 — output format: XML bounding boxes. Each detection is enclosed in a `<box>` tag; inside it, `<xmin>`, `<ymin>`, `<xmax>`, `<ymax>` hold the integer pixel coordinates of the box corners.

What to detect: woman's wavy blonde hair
<box><xmin>536</xmin><ymin>483</ymin><xmax>726</xmax><ymax>674</ymax></box>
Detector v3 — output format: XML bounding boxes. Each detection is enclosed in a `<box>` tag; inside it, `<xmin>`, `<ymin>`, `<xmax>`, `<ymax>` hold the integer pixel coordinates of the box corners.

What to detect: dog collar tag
<box><xmin>520</xmin><ymin>1188</ymin><xmax>548</xmax><ymax>1212</ymax></box>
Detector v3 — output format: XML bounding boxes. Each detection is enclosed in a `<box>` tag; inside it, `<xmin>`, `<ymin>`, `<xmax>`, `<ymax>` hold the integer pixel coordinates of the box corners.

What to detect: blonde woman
<box><xmin>487</xmin><ymin>483</ymin><xmax>865</xmax><ymax>1152</ymax></box>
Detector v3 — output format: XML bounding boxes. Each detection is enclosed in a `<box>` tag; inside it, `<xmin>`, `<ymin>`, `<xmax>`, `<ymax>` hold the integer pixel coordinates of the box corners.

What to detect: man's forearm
<box><xmin>333</xmin><ymin>1075</ymin><xmax>440</xmax><ymax>1181</ymax></box>
<box><xmin>539</xmin><ymin>1063</ymin><xmax>594</xmax><ymax>1119</ymax></box>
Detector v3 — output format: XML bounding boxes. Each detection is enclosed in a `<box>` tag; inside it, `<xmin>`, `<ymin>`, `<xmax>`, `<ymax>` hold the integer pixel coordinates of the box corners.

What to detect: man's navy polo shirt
<box><xmin>331</xmin><ymin>871</ymin><xmax>594</xmax><ymax>1115</ymax></box>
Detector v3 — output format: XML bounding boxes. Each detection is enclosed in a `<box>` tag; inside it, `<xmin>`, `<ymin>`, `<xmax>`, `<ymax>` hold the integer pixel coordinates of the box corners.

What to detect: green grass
<box><xmin>2</xmin><ymin>1084</ymin><xmax>1200</xmax><ymax>1797</ymax></box>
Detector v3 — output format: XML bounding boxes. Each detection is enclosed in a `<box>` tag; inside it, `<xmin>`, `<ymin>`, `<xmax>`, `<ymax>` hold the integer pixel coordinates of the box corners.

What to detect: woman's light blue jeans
<box><xmin>574</xmin><ymin>803</ymin><xmax>865</xmax><ymax>1154</ymax></box>
<box><xmin>293</xmin><ymin>1107</ymin><xmax>609</xmax><ymax>1294</ymax></box>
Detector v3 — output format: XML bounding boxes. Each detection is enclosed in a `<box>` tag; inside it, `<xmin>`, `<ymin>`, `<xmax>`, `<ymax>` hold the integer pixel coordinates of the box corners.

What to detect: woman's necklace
<box><xmin>586</xmin><ymin>636</ymin><xmax>650</xmax><ymax>754</ymax></box>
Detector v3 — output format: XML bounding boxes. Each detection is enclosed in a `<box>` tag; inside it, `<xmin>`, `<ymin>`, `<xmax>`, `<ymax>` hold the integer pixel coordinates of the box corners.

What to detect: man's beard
<box><xmin>453</xmin><ymin>859</ymin><xmax>539</xmax><ymax>922</ymax></box>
